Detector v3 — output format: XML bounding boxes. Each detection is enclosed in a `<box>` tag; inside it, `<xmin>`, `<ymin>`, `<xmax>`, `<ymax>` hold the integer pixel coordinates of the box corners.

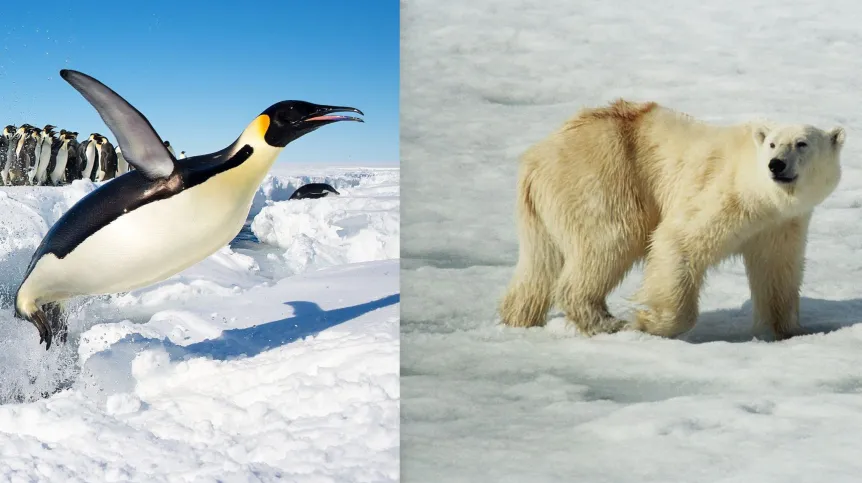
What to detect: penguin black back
<box><xmin>23</xmin><ymin>144</ymin><xmax>254</xmax><ymax>276</ymax></box>
<box><xmin>289</xmin><ymin>182</ymin><xmax>341</xmax><ymax>200</ymax></box>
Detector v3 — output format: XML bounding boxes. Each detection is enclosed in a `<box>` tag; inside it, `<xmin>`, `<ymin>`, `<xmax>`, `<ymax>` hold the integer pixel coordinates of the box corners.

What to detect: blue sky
<box><xmin>0</xmin><ymin>1</ymin><xmax>399</xmax><ymax>165</ymax></box>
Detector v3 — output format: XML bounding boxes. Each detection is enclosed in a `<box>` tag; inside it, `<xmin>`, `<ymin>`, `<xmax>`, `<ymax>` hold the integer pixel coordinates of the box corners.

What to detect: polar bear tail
<box><xmin>499</xmin><ymin>164</ymin><xmax>561</xmax><ymax>328</ymax></box>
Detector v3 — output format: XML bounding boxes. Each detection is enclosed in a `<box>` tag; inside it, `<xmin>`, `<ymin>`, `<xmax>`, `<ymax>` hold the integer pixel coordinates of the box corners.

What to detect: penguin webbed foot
<box><xmin>29</xmin><ymin>309</ymin><xmax>52</xmax><ymax>350</ymax></box>
<box><xmin>26</xmin><ymin>302</ymin><xmax>67</xmax><ymax>351</ymax></box>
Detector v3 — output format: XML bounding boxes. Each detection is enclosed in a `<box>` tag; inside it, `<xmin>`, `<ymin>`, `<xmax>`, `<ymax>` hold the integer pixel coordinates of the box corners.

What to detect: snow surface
<box><xmin>401</xmin><ymin>1</ymin><xmax>862</xmax><ymax>482</ymax></box>
<box><xmin>0</xmin><ymin>165</ymin><xmax>400</xmax><ymax>482</ymax></box>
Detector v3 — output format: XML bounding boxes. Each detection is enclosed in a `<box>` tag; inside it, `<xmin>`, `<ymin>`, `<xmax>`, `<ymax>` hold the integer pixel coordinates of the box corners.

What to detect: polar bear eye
<box><xmin>796</xmin><ymin>141</ymin><xmax>807</xmax><ymax>149</ymax></box>
<box><xmin>769</xmin><ymin>142</ymin><xmax>775</xmax><ymax>149</ymax></box>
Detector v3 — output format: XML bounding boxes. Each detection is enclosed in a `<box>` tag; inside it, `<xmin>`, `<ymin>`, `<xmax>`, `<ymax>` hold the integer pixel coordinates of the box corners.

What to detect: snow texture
<box><xmin>0</xmin><ymin>165</ymin><xmax>399</xmax><ymax>482</ymax></box>
<box><xmin>401</xmin><ymin>1</ymin><xmax>862</xmax><ymax>482</ymax></box>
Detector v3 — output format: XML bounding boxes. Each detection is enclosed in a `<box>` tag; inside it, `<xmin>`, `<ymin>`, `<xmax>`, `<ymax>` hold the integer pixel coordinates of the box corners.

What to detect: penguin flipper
<box><xmin>59</xmin><ymin>69</ymin><xmax>175</xmax><ymax>181</ymax></box>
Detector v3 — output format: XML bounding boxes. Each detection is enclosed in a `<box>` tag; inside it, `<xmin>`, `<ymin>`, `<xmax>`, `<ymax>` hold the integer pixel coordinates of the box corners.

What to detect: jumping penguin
<box><xmin>15</xmin><ymin>69</ymin><xmax>363</xmax><ymax>348</ymax></box>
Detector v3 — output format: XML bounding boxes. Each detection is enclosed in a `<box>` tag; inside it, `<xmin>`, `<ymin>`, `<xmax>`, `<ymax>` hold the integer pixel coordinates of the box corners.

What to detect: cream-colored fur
<box><xmin>499</xmin><ymin>99</ymin><xmax>845</xmax><ymax>340</ymax></box>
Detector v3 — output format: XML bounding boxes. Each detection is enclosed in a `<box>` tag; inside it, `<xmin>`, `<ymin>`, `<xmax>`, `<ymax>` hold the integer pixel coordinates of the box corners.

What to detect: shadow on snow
<box><xmin>96</xmin><ymin>293</ymin><xmax>400</xmax><ymax>362</ymax></box>
<box><xmin>681</xmin><ymin>296</ymin><xmax>862</xmax><ymax>344</ymax></box>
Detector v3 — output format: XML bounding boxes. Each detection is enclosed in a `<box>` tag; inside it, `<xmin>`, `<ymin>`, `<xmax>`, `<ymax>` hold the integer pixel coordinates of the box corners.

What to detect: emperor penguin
<box><xmin>16</xmin><ymin>69</ymin><xmax>363</xmax><ymax>348</ymax></box>
<box><xmin>49</xmin><ymin>131</ymin><xmax>72</xmax><ymax>185</ymax></box>
<box><xmin>64</xmin><ymin>131</ymin><xmax>80</xmax><ymax>182</ymax></box>
<box><xmin>289</xmin><ymin>182</ymin><xmax>341</xmax><ymax>200</ymax></box>
<box><xmin>30</xmin><ymin>128</ymin><xmax>42</xmax><ymax>184</ymax></box>
<box><xmin>178</xmin><ymin>151</ymin><xmax>186</xmax><ymax>160</ymax></box>
<box><xmin>94</xmin><ymin>135</ymin><xmax>118</xmax><ymax>181</ymax></box>
<box><xmin>8</xmin><ymin>125</ymin><xmax>33</xmax><ymax>186</ymax></box>
<box><xmin>0</xmin><ymin>125</ymin><xmax>15</xmax><ymax>185</ymax></box>
<box><xmin>79</xmin><ymin>134</ymin><xmax>98</xmax><ymax>181</ymax></box>
<box><xmin>3</xmin><ymin>125</ymin><xmax>21</xmax><ymax>186</ymax></box>
<box><xmin>34</xmin><ymin>125</ymin><xmax>56</xmax><ymax>185</ymax></box>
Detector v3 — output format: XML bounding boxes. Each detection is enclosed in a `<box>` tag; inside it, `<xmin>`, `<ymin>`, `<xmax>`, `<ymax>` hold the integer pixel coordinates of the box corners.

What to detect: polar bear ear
<box><xmin>829</xmin><ymin>127</ymin><xmax>846</xmax><ymax>148</ymax></box>
<box><xmin>753</xmin><ymin>126</ymin><xmax>770</xmax><ymax>145</ymax></box>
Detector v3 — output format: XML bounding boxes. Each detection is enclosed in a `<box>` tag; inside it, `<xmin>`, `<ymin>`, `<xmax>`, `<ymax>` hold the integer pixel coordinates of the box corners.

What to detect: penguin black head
<box><xmin>258</xmin><ymin>101</ymin><xmax>364</xmax><ymax>148</ymax></box>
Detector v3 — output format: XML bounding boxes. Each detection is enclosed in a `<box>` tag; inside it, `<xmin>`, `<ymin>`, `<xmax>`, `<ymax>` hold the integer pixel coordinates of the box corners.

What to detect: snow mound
<box><xmin>252</xmin><ymin>196</ymin><xmax>399</xmax><ymax>274</ymax></box>
<box><xmin>250</xmin><ymin>166</ymin><xmax>398</xmax><ymax>218</ymax></box>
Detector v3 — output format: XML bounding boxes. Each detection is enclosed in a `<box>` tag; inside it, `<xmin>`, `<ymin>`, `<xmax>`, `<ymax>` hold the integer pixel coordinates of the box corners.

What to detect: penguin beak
<box><xmin>302</xmin><ymin>105</ymin><xmax>365</xmax><ymax>125</ymax></box>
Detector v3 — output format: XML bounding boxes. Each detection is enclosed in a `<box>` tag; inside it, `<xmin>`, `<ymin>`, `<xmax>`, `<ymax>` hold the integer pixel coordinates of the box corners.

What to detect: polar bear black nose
<box><xmin>768</xmin><ymin>158</ymin><xmax>786</xmax><ymax>174</ymax></box>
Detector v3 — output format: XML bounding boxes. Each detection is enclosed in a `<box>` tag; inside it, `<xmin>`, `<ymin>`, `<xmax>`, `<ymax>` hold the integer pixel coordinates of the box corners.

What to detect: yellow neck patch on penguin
<box><xmin>250</xmin><ymin>114</ymin><xmax>270</xmax><ymax>140</ymax></box>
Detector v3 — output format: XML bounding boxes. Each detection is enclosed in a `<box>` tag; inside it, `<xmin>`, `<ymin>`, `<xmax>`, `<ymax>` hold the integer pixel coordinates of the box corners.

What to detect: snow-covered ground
<box><xmin>401</xmin><ymin>1</ymin><xmax>862</xmax><ymax>482</ymax></box>
<box><xmin>0</xmin><ymin>164</ymin><xmax>399</xmax><ymax>481</ymax></box>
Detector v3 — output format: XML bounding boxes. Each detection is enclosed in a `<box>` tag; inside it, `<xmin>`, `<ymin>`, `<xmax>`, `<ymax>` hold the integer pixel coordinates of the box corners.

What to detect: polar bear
<box><xmin>499</xmin><ymin>99</ymin><xmax>845</xmax><ymax>340</ymax></box>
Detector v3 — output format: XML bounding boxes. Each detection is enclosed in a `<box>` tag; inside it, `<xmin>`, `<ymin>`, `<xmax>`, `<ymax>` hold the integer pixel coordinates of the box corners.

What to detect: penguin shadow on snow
<box><xmin>184</xmin><ymin>293</ymin><xmax>400</xmax><ymax>359</ymax></box>
<box><xmin>679</xmin><ymin>297</ymin><xmax>862</xmax><ymax>343</ymax></box>
<box><xmin>92</xmin><ymin>293</ymin><xmax>400</xmax><ymax>362</ymax></box>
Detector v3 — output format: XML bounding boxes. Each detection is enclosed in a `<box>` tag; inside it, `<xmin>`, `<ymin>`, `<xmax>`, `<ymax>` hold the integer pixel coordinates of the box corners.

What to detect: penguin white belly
<box><xmin>36</xmin><ymin>140</ymin><xmax>51</xmax><ymax>183</ymax></box>
<box><xmin>32</xmin><ymin>142</ymin><xmax>42</xmax><ymax>181</ymax></box>
<box><xmin>82</xmin><ymin>143</ymin><xmax>95</xmax><ymax>179</ymax></box>
<box><xmin>96</xmin><ymin>149</ymin><xmax>106</xmax><ymax>181</ymax></box>
<box><xmin>51</xmin><ymin>148</ymin><xmax>68</xmax><ymax>185</ymax></box>
<box><xmin>21</xmin><ymin>155</ymin><xmax>274</xmax><ymax>305</ymax></box>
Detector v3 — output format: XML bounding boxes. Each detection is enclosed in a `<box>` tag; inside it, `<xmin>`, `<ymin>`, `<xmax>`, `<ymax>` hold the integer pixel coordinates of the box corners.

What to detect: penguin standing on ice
<box><xmin>34</xmin><ymin>125</ymin><xmax>56</xmax><ymax>185</ymax></box>
<box><xmin>3</xmin><ymin>125</ymin><xmax>23</xmax><ymax>185</ymax></box>
<box><xmin>16</xmin><ymin>69</ymin><xmax>364</xmax><ymax>348</ymax></box>
<box><xmin>49</xmin><ymin>131</ymin><xmax>73</xmax><ymax>185</ymax></box>
<box><xmin>45</xmin><ymin>132</ymin><xmax>62</xmax><ymax>185</ymax></box>
<box><xmin>0</xmin><ymin>125</ymin><xmax>15</xmax><ymax>185</ymax></box>
<box><xmin>29</xmin><ymin>127</ymin><xmax>43</xmax><ymax>184</ymax></box>
<box><xmin>64</xmin><ymin>131</ymin><xmax>80</xmax><ymax>182</ymax></box>
<box><xmin>289</xmin><ymin>182</ymin><xmax>341</xmax><ymax>200</ymax></box>
<box><xmin>79</xmin><ymin>134</ymin><xmax>99</xmax><ymax>181</ymax></box>
<box><xmin>9</xmin><ymin>125</ymin><xmax>34</xmax><ymax>186</ymax></box>
<box><xmin>94</xmin><ymin>134</ymin><xmax>118</xmax><ymax>181</ymax></box>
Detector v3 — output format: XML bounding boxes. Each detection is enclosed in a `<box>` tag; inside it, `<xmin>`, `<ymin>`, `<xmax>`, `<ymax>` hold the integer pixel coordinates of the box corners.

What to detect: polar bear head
<box><xmin>753</xmin><ymin>123</ymin><xmax>845</xmax><ymax>207</ymax></box>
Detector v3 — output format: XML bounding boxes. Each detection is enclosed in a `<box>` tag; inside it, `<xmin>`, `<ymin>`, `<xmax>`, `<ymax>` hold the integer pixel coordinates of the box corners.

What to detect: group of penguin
<box><xmin>0</xmin><ymin>124</ymin><xmax>186</xmax><ymax>186</ymax></box>
<box><xmin>0</xmin><ymin>124</ymin><xmax>341</xmax><ymax>199</ymax></box>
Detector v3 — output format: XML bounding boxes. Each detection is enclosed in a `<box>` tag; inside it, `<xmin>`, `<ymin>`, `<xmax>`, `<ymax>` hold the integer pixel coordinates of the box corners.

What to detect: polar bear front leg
<box><xmin>741</xmin><ymin>214</ymin><xmax>810</xmax><ymax>340</ymax></box>
<box><xmin>634</xmin><ymin>226</ymin><xmax>707</xmax><ymax>338</ymax></box>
